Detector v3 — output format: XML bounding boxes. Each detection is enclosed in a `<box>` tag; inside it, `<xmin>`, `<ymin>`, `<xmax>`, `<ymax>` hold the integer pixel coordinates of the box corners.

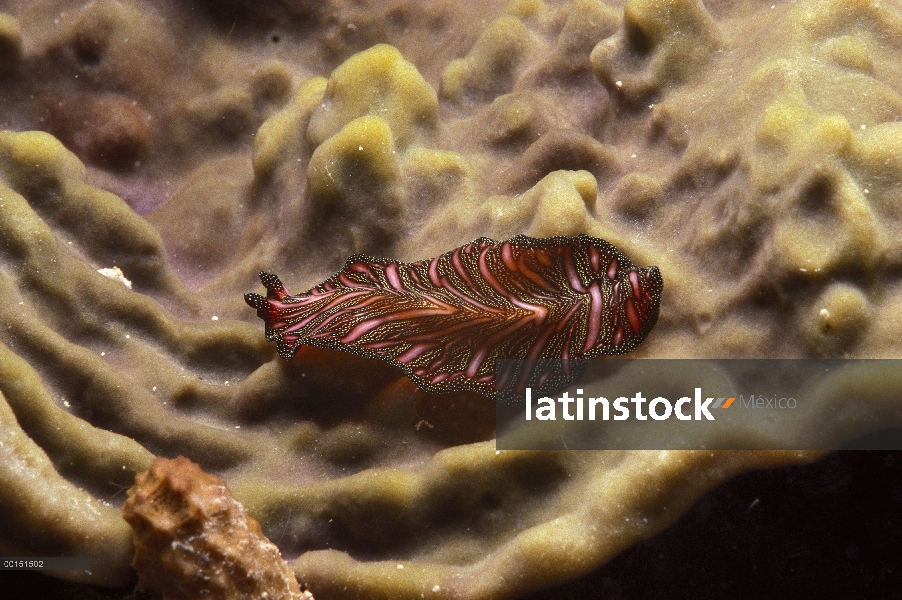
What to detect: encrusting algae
<box><xmin>0</xmin><ymin>0</ymin><xmax>901</xmax><ymax>598</ymax></box>
<box><xmin>122</xmin><ymin>456</ymin><xmax>309</xmax><ymax>600</ymax></box>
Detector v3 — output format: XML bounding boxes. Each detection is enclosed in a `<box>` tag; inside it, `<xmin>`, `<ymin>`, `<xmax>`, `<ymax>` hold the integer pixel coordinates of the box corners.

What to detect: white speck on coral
<box><xmin>211</xmin><ymin>316</ymin><xmax>219</xmax><ymax>321</ymax></box>
<box><xmin>432</xmin><ymin>585</ymin><xmax>441</xmax><ymax>592</ymax></box>
<box><xmin>100</xmin><ymin>352</ymin><xmax>106</xmax><ymax>356</ymax></box>
<box><xmin>397</xmin><ymin>564</ymin><xmax>404</xmax><ymax>569</ymax></box>
<box><xmin>97</xmin><ymin>266</ymin><xmax>133</xmax><ymax>289</ymax></box>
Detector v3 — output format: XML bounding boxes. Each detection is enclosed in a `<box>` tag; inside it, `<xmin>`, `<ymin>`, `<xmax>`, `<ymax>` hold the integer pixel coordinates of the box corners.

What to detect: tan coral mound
<box><xmin>122</xmin><ymin>456</ymin><xmax>305</xmax><ymax>600</ymax></box>
<box><xmin>0</xmin><ymin>0</ymin><xmax>901</xmax><ymax>598</ymax></box>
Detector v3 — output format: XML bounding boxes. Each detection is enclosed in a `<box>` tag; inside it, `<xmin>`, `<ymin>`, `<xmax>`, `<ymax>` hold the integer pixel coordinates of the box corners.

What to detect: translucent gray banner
<box><xmin>495</xmin><ymin>359</ymin><xmax>902</xmax><ymax>450</ymax></box>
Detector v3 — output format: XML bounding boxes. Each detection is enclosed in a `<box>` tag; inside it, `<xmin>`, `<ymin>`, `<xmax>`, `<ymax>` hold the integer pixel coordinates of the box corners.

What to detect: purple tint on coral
<box><xmin>245</xmin><ymin>234</ymin><xmax>663</xmax><ymax>399</ymax></box>
<box><xmin>90</xmin><ymin>169</ymin><xmax>176</xmax><ymax>215</ymax></box>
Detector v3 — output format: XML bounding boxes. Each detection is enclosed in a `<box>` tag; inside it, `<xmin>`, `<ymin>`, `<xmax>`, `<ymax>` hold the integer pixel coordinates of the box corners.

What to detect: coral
<box><xmin>0</xmin><ymin>13</ymin><xmax>22</xmax><ymax>75</ymax></box>
<box><xmin>46</xmin><ymin>92</ymin><xmax>152</xmax><ymax>171</ymax></box>
<box><xmin>122</xmin><ymin>456</ymin><xmax>305</xmax><ymax>600</ymax></box>
<box><xmin>0</xmin><ymin>381</ymin><xmax>137</xmax><ymax>588</ymax></box>
<box><xmin>307</xmin><ymin>44</ymin><xmax>438</xmax><ymax>148</ymax></box>
<box><xmin>0</xmin><ymin>0</ymin><xmax>901</xmax><ymax>597</ymax></box>
<box><xmin>802</xmin><ymin>283</ymin><xmax>872</xmax><ymax>357</ymax></box>
<box><xmin>460</xmin><ymin>169</ymin><xmax>600</xmax><ymax>240</ymax></box>
<box><xmin>591</xmin><ymin>0</ymin><xmax>720</xmax><ymax>101</ymax></box>
<box><xmin>441</xmin><ymin>14</ymin><xmax>546</xmax><ymax>103</ymax></box>
<box><xmin>306</xmin><ymin>116</ymin><xmax>403</xmax><ymax>255</ymax></box>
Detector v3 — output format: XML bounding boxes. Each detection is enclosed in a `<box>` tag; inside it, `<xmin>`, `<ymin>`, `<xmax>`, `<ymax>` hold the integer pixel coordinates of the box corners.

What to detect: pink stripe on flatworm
<box><xmin>385</xmin><ymin>263</ymin><xmax>404</xmax><ymax>291</ymax></box>
<box><xmin>582</xmin><ymin>281</ymin><xmax>604</xmax><ymax>354</ymax></box>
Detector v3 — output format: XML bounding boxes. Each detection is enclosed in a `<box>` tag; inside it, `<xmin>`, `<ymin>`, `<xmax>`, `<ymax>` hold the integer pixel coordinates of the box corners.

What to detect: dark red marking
<box><xmin>245</xmin><ymin>234</ymin><xmax>663</xmax><ymax>399</ymax></box>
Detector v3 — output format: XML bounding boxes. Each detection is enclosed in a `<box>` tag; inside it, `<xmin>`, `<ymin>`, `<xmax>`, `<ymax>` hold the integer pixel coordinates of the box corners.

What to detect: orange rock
<box><xmin>122</xmin><ymin>456</ymin><xmax>307</xmax><ymax>600</ymax></box>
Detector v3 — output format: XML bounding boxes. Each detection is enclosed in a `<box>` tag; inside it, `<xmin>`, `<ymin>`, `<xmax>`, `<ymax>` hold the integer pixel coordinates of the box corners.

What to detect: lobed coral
<box><xmin>0</xmin><ymin>0</ymin><xmax>901</xmax><ymax>598</ymax></box>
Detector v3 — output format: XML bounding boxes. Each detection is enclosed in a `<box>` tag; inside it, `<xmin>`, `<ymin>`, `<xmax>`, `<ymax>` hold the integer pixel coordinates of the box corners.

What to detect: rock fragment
<box><xmin>122</xmin><ymin>456</ymin><xmax>306</xmax><ymax>600</ymax></box>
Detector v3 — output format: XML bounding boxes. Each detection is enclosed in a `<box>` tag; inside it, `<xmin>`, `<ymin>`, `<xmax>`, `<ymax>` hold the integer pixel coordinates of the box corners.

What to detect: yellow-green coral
<box><xmin>803</xmin><ymin>283</ymin><xmax>873</xmax><ymax>357</ymax></box>
<box><xmin>591</xmin><ymin>0</ymin><xmax>720</xmax><ymax>100</ymax></box>
<box><xmin>0</xmin><ymin>387</ymin><xmax>136</xmax><ymax>587</ymax></box>
<box><xmin>1</xmin><ymin>0</ymin><xmax>902</xmax><ymax>597</ymax></box>
<box><xmin>253</xmin><ymin>77</ymin><xmax>328</xmax><ymax>179</ymax></box>
<box><xmin>0</xmin><ymin>13</ymin><xmax>22</xmax><ymax>72</ymax></box>
<box><xmin>308</xmin><ymin>44</ymin><xmax>437</xmax><ymax>148</ymax></box>
<box><xmin>441</xmin><ymin>15</ymin><xmax>546</xmax><ymax>103</ymax></box>
<box><xmin>489</xmin><ymin>169</ymin><xmax>598</xmax><ymax>238</ymax></box>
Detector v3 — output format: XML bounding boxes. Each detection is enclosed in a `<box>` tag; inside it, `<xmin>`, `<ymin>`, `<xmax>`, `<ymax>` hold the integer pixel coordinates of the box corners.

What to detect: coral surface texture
<box><xmin>0</xmin><ymin>0</ymin><xmax>900</xmax><ymax>598</ymax></box>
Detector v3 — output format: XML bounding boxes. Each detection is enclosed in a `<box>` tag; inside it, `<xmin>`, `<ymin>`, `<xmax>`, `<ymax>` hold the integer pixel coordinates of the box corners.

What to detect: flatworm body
<box><xmin>245</xmin><ymin>234</ymin><xmax>663</xmax><ymax>400</ymax></box>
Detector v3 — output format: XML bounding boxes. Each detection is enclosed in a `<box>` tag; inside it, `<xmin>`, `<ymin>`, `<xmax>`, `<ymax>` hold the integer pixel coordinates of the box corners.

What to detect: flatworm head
<box><xmin>245</xmin><ymin>234</ymin><xmax>662</xmax><ymax>400</ymax></box>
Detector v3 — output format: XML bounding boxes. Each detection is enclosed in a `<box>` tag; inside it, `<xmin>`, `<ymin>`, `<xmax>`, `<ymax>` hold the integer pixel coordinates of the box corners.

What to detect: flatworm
<box><xmin>245</xmin><ymin>234</ymin><xmax>662</xmax><ymax>400</ymax></box>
